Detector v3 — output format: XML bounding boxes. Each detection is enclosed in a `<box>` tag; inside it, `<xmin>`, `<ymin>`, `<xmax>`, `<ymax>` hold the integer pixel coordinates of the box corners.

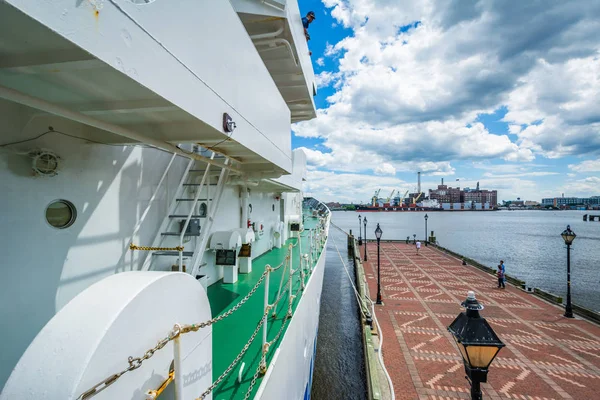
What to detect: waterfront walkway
<box><xmin>363</xmin><ymin>242</ymin><xmax>600</xmax><ymax>400</ymax></box>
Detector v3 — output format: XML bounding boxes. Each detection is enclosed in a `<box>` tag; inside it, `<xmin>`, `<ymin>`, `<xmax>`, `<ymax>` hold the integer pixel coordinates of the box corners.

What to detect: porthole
<box><xmin>199</xmin><ymin>202</ymin><xmax>208</xmax><ymax>218</ymax></box>
<box><xmin>46</xmin><ymin>200</ymin><xmax>77</xmax><ymax>229</ymax></box>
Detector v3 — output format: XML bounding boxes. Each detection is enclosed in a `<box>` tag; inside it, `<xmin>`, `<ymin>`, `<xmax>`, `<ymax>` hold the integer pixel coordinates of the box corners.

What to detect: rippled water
<box><xmin>312</xmin><ymin>225</ymin><xmax>367</xmax><ymax>400</ymax></box>
<box><xmin>332</xmin><ymin>210</ymin><xmax>600</xmax><ymax>312</ymax></box>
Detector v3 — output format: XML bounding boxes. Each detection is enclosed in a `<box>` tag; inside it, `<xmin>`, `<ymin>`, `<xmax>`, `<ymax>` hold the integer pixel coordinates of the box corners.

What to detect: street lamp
<box><xmin>448</xmin><ymin>291</ymin><xmax>505</xmax><ymax>400</ymax></box>
<box><xmin>413</xmin><ymin>233</ymin><xmax>416</xmax><ymax>244</ymax></box>
<box><xmin>375</xmin><ymin>223</ymin><xmax>383</xmax><ymax>305</ymax></box>
<box><xmin>561</xmin><ymin>225</ymin><xmax>576</xmax><ymax>318</ymax></box>
<box><xmin>424</xmin><ymin>214</ymin><xmax>429</xmax><ymax>245</ymax></box>
<box><xmin>363</xmin><ymin>217</ymin><xmax>368</xmax><ymax>262</ymax></box>
<box><xmin>358</xmin><ymin>214</ymin><xmax>363</xmax><ymax>246</ymax></box>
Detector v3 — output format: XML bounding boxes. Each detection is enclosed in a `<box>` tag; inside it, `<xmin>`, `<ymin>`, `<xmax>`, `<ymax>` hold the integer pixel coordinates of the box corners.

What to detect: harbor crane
<box><xmin>411</xmin><ymin>192</ymin><xmax>423</xmax><ymax>207</ymax></box>
<box><xmin>371</xmin><ymin>188</ymin><xmax>381</xmax><ymax>207</ymax></box>
<box><xmin>386</xmin><ymin>189</ymin><xmax>395</xmax><ymax>202</ymax></box>
<box><xmin>401</xmin><ymin>189</ymin><xmax>409</xmax><ymax>206</ymax></box>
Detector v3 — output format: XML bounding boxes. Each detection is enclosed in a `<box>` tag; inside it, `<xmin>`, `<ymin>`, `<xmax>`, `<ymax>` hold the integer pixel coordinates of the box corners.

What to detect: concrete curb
<box><xmin>349</xmin><ymin>236</ymin><xmax>384</xmax><ymax>400</ymax></box>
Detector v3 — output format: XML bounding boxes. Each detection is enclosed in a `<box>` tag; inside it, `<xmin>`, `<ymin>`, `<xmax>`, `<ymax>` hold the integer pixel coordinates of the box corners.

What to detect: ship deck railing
<box><xmin>207</xmin><ymin>207</ymin><xmax>328</xmax><ymax>399</ymax></box>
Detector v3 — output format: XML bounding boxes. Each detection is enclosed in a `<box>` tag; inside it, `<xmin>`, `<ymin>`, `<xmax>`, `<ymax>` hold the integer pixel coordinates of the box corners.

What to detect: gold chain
<box><xmin>76</xmin><ymin>244</ymin><xmax>295</xmax><ymax>400</ymax></box>
<box><xmin>76</xmin><ymin>326</ymin><xmax>181</xmax><ymax>400</ymax></box>
<box><xmin>129</xmin><ymin>243</ymin><xmax>184</xmax><ymax>252</ymax></box>
<box><xmin>244</xmin><ymin>365</ymin><xmax>263</xmax><ymax>400</ymax></box>
<box><xmin>197</xmin><ymin>309</ymin><xmax>269</xmax><ymax>399</ymax></box>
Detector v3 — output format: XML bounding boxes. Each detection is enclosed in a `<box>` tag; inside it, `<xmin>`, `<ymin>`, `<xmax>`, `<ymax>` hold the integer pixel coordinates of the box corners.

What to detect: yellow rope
<box><xmin>130</xmin><ymin>244</ymin><xmax>184</xmax><ymax>251</ymax></box>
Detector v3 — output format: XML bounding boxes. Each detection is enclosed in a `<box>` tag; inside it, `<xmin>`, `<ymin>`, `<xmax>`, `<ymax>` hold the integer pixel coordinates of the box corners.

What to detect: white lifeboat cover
<box><xmin>209</xmin><ymin>230</ymin><xmax>242</xmax><ymax>250</ymax></box>
<box><xmin>1</xmin><ymin>272</ymin><xmax>212</xmax><ymax>400</ymax></box>
<box><xmin>233</xmin><ymin>228</ymin><xmax>255</xmax><ymax>244</ymax></box>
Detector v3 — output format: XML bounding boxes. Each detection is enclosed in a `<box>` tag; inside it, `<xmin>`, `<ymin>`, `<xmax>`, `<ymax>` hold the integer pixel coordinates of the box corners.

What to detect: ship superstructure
<box><xmin>0</xmin><ymin>1</ymin><xmax>327</xmax><ymax>399</ymax></box>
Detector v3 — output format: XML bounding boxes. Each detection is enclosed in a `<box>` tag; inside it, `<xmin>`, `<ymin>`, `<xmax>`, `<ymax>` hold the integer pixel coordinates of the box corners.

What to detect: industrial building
<box><xmin>428</xmin><ymin>179</ymin><xmax>497</xmax><ymax>207</ymax></box>
<box><xmin>542</xmin><ymin>196</ymin><xmax>600</xmax><ymax>208</ymax></box>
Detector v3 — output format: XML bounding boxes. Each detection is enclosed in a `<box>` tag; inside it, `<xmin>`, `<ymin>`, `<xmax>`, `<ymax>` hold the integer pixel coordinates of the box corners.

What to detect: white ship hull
<box><xmin>0</xmin><ymin>0</ymin><xmax>323</xmax><ymax>397</ymax></box>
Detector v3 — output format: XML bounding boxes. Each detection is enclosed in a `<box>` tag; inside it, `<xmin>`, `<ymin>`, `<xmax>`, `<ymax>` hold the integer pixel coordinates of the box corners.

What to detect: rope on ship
<box><xmin>76</xmin><ymin>217</ymin><xmax>329</xmax><ymax>400</ymax></box>
<box><xmin>129</xmin><ymin>243</ymin><xmax>184</xmax><ymax>252</ymax></box>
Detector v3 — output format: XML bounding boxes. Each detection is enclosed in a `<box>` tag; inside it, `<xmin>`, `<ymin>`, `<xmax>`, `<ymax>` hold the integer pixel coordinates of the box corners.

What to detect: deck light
<box><xmin>375</xmin><ymin>223</ymin><xmax>383</xmax><ymax>304</ymax></box>
<box><xmin>561</xmin><ymin>225</ymin><xmax>576</xmax><ymax>318</ymax></box>
<box><xmin>448</xmin><ymin>291</ymin><xmax>505</xmax><ymax>400</ymax></box>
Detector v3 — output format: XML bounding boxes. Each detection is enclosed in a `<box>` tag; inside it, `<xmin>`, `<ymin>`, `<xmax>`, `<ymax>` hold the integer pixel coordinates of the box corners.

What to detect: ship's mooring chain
<box><xmin>196</xmin><ymin>309</ymin><xmax>269</xmax><ymax>400</ymax></box>
<box><xmin>77</xmin><ymin>244</ymin><xmax>296</xmax><ymax>400</ymax></box>
<box><xmin>76</xmin><ymin>326</ymin><xmax>181</xmax><ymax>400</ymax></box>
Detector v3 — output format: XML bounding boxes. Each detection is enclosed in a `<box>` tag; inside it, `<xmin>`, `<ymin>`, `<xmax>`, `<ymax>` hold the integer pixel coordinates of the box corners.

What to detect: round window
<box><xmin>46</xmin><ymin>200</ymin><xmax>77</xmax><ymax>229</ymax></box>
<box><xmin>199</xmin><ymin>202</ymin><xmax>208</xmax><ymax>218</ymax></box>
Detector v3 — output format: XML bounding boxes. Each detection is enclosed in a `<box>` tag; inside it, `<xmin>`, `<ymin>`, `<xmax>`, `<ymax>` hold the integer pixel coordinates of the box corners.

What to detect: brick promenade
<box><xmin>363</xmin><ymin>242</ymin><xmax>600</xmax><ymax>400</ymax></box>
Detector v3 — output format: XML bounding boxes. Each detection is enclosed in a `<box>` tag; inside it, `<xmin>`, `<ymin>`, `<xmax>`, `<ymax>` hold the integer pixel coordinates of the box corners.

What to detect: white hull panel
<box><xmin>256</xmin><ymin>239</ymin><xmax>328</xmax><ymax>399</ymax></box>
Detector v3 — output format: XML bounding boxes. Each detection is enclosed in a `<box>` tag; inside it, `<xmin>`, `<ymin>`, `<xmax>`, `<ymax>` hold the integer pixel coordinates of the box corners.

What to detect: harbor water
<box><xmin>312</xmin><ymin>224</ymin><xmax>367</xmax><ymax>400</ymax></box>
<box><xmin>332</xmin><ymin>210</ymin><xmax>600</xmax><ymax>312</ymax></box>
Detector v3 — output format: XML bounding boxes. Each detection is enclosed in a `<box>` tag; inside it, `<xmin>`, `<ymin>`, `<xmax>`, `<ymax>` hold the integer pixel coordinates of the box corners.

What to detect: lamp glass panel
<box><xmin>453</xmin><ymin>337</ymin><xmax>469</xmax><ymax>364</ymax></box>
<box><xmin>561</xmin><ymin>232</ymin><xmax>576</xmax><ymax>245</ymax></box>
<box><xmin>465</xmin><ymin>345</ymin><xmax>500</xmax><ymax>368</ymax></box>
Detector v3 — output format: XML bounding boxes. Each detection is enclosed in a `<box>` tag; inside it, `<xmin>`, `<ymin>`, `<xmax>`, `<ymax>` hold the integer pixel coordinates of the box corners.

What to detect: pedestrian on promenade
<box><xmin>500</xmin><ymin>260</ymin><xmax>506</xmax><ymax>287</ymax></box>
<box><xmin>416</xmin><ymin>240</ymin><xmax>421</xmax><ymax>255</ymax></box>
<box><xmin>497</xmin><ymin>265</ymin><xmax>505</xmax><ymax>289</ymax></box>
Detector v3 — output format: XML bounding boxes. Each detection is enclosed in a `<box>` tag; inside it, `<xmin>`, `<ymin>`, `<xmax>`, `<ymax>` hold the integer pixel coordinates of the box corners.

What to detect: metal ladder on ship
<box><xmin>140</xmin><ymin>151</ymin><xmax>231</xmax><ymax>278</ymax></box>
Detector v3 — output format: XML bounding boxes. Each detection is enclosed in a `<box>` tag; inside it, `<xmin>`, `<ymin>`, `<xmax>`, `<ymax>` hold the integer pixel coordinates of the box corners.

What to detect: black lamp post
<box><xmin>358</xmin><ymin>214</ymin><xmax>363</xmax><ymax>246</ymax></box>
<box><xmin>448</xmin><ymin>291</ymin><xmax>505</xmax><ymax>400</ymax></box>
<box><xmin>413</xmin><ymin>234</ymin><xmax>416</xmax><ymax>244</ymax></box>
<box><xmin>561</xmin><ymin>225</ymin><xmax>576</xmax><ymax>318</ymax></box>
<box><xmin>424</xmin><ymin>214</ymin><xmax>429</xmax><ymax>245</ymax></box>
<box><xmin>375</xmin><ymin>223</ymin><xmax>383</xmax><ymax>305</ymax></box>
<box><xmin>363</xmin><ymin>217</ymin><xmax>368</xmax><ymax>262</ymax></box>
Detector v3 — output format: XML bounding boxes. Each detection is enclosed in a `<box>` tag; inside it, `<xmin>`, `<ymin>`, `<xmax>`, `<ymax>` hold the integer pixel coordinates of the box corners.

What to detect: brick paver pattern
<box><xmin>363</xmin><ymin>242</ymin><xmax>600</xmax><ymax>400</ymax></box>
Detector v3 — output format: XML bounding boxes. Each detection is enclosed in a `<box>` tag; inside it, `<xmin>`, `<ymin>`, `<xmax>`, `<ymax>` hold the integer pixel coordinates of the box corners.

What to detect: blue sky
<box><xmin>292</xmin><ymin>0</ymin><xmax>600</xmax><ymax>203</ymax></box>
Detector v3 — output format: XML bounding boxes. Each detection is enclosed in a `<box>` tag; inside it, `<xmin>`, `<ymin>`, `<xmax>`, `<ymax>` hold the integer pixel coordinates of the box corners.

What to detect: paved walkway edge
<box><xmin>430</xmin><ymin>242</ymin><xmax>600</xmax><ymax>325</ymax></box>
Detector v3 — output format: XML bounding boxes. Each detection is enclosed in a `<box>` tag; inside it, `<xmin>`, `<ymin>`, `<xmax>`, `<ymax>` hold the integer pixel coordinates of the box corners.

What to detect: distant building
<box><xmin>464</xmin><ymin>190</ymin><xmax>498</xmax><ymax>205</ymax></box>
<box><xmin>429</xmin><ymin>179</ymin><xmax>497</xmax><ymax>205</ymax></box>
<box><xmin>428</xmin><ymin>178</ymin><xmax>462</xmax><ymax>203</ymax></box>
<box><xmin>541</xmin><ymin>196</ymin><xmax>600</xmax><ymax>207</ymax></box>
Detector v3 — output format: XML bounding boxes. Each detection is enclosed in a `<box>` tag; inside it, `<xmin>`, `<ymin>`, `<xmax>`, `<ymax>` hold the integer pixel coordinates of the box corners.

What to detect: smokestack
<box><xmin>418</xmin><ymin>171</ymin><xmax>421</xmax><ymax>193</ymax></box>
<box><xmin>441</xmin><ymin>178</ymin><xmax>444</xmax><ymax>185</ymax></box>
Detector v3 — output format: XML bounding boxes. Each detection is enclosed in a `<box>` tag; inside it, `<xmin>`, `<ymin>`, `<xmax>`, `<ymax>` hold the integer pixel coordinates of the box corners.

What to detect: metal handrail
<box><xmin>178</xmin><ymin>152</ymin><xmax>216</xmax><ymax>272</ymax></box>
<box><xmin>129</xmin><ymin>152</ymin><xmax>176</xmax><ymax>269</ymax></box>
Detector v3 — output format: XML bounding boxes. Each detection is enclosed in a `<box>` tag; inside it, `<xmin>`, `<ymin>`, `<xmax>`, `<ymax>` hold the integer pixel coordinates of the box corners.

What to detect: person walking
<box><xmin>416</xmin><ymin>240</ymin><xmax>421</xmax><ymax>255</ymax></box>
<box><xmin>497</xmin><ymin>265</ymin><xmax>505</xmax><ymax>289</ymax></box>
<box><xmin>500</xmin><ymin>260</ymin><xmax>506</xmax><ymax>288</ymax></box>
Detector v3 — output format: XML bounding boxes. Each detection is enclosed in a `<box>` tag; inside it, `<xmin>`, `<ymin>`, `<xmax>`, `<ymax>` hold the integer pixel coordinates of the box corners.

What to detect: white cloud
<box><xmin>374</xmin><ymin>163</ymin><xmax>396</xmax><ymax>175</ymax></box>
<box><xmin>316</xmin><ymin>57</ymin><xmax>325</xmax><ymax>66</ymax></box>
<box><xmin>297</xmin><ymin>0</ymin><xmax>600</xmax><ymax>202</ymax></box>
<box><xmin>303</xmin><ymin>170</ymin><xmax>406</xmax><ymax>203</ymax></box>
<box><xmin>569</xmin><ymin>159</ymin><xmax>600</xmax><ymax>172</ymax></box>
<box><xmin>561</xmin><ymin>176</ymin><xmax>600</xmax><ymax>196</ymax></box>
<box><xmin>314</xmin><ymin>71</ymin><xmax>340</xmax><ymax>88</ymax></box>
